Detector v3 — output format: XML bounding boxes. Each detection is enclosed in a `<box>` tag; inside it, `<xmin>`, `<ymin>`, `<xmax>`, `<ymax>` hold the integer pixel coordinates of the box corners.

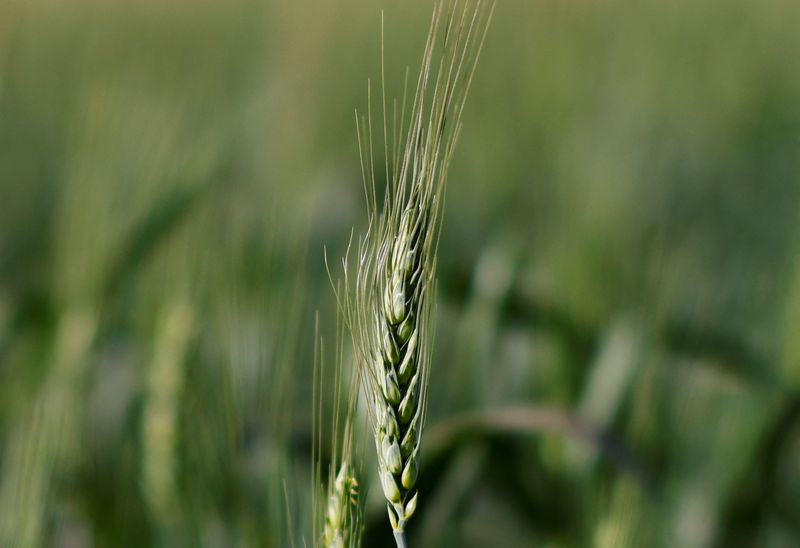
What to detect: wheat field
<box><xmin>1</xmin><ymin>0</ymin><xmax>800</xmax><ymax>546</ymax></box>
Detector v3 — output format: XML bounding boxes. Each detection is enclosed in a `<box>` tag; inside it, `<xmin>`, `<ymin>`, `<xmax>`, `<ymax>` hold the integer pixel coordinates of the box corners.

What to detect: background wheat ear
<box><xmin>321</xmin><ymin>445</ymin><xmax>360</xmax><ymax>548</ymax></box>
<box><xmin>312</xmin><ymin>309</ymin><xmax>364</xmax><ymax>548</ymax></box>
<box><xmin>336</xmin><ymin>1</ymin><xmax>494</xmax><ymax>546</ymax></box>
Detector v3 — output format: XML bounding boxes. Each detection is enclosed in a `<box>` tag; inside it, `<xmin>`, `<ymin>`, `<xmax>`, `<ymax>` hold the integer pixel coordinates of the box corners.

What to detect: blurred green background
<box><xmin>1</xmin><ymin>0</ymin><xmax>800</xmax><ymax>546</ymax></box>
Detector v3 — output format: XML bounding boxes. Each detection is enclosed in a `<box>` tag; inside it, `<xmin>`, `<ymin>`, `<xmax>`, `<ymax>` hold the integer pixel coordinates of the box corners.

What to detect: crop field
<box><xmin>1</xmin><ymin>0</ymin><xmax>799</xmax><ymax>546</ymax></box>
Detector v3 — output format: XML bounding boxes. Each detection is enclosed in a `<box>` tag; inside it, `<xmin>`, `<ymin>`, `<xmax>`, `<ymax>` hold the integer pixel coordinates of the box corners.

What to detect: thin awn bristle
<box><xmin>333</xmin><ymin>1</ymin><xmax>494</xmax><ymax>545</ymax></box>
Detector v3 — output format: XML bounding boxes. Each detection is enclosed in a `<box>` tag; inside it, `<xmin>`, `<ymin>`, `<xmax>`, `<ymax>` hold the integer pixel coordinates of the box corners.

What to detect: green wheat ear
<box><xmin>322</xmin><ymin>459</ymin><xmax>360</xmax><ymax>548</ymax></box>
<box><xmin>332</xmin><ymin>1</ymin><xmax>494</xmax><ymax>546</ymax></box>
<box><xmin>312</xmin><ymin>309</ymin><xmax>364</xmax><ymax>548</ymax></box>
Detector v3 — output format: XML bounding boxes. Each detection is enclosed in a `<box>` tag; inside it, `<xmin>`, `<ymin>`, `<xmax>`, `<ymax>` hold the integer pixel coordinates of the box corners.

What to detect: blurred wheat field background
<box><xmin>1</xmin><ymin>0</ymin><xmax>800</xmax><ymax>546</ymax></box>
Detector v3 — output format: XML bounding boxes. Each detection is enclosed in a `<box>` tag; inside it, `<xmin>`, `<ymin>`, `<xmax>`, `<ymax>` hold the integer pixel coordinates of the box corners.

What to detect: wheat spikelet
<box><xmin>332</xmin><ymin>2</ymin><xmax>493</xmax><ymax>545</ymax></box>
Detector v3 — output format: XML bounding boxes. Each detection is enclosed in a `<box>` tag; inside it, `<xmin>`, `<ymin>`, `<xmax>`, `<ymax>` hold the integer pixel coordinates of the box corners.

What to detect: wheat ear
<box><xmin>322</xmin><ymin>451</ymin><xmax>360</xmax><ymax>548</ymax></box>
<box><xmin>332</xmin><ymin>2</ymin><xmax>494</xmax><ymax>546</ymax></box>
<box><xmin>312</xmin><ymin>309</ymin><xmax>364</xmax><ymax>548</ymax></box>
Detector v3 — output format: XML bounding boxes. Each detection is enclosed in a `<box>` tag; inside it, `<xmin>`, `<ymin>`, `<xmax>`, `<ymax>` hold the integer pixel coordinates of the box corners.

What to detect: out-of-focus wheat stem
<box><xmin>0</xmin><ymin>307</ymin><xmax>97</xmax><ymax>547</ymax></box>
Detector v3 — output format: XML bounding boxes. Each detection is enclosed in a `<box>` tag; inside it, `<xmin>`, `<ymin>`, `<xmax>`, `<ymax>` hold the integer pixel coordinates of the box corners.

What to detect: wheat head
<box><xmin>332</xmin><ymin>2</ymin><xmax>493</xmax><ymax>546</ymax></box>
<box><xmin>322</xmin><ymin>459</ymin><xmax>360</xmax><ymax>548</ymax></box>
<box><xmin>312</xmin><ymin>310</ymin><xmax>364</xmax><ymax>548</ymax></box>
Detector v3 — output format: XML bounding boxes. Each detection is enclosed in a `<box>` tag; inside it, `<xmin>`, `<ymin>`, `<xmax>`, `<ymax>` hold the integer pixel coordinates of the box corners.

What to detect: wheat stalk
<box><xmin>331</xmin><ymin>2</ymin><xmax>493</xmax><ymax>546</ymax></box>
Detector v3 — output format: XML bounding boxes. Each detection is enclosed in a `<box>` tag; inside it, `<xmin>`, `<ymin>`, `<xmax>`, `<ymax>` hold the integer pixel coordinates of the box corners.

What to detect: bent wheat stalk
<box><xmin>332</xmin><ymin>2</ymin><xmax>493</xmax><ymax>546</ymax></box>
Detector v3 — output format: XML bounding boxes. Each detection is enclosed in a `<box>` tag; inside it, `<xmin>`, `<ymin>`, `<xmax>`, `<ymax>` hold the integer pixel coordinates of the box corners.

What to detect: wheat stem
<box><xmin>393</xmin><ymin>530</ymin><xmax>408</xmax><ymax>548</ymax></box>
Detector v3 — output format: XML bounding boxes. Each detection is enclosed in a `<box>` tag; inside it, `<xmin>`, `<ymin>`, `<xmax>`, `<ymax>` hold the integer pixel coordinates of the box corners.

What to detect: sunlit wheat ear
<box><xmin>331</xmin><ymin>1</ymin><xmax>494</xmax><ymax>546</ymax></box>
